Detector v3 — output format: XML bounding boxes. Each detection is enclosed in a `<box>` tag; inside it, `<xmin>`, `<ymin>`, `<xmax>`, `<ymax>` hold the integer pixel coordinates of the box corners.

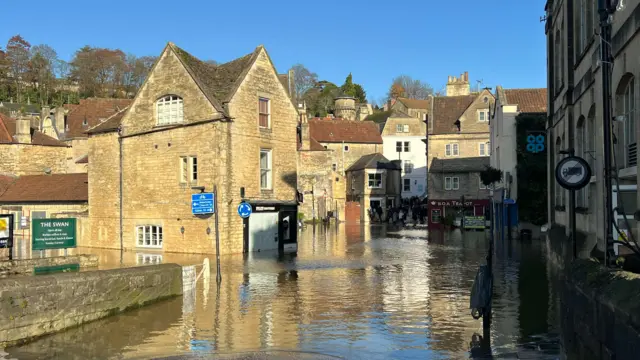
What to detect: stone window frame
<box><xmin>260</xmin><ymin>148</ymin><xmax>273</xmax><ymax>190</ymax></box>
<box><xmin>444</xmin><ymin>176</ymin><xmax>459</xmax><ymax>190</ymax></box>
<box><xmin>445</xmin><ymin>143</ymin><xmax>459</xmax><ymax>157</ymax></box>
<box><xmin>179</xmin><ymin>156</ymin><xmax>198</xmax><ymax>184</ymax></box>
<box><xmin>136</xmin><ymin>225</ymin><xmax>163</xmax><ymax>249</ymax></box>
<box><xmin>156</xmin><ymin>94</ymin><xmax>184</xmax><ymax>126</ymax></box>
<box><xmin>258</xmin><ymin>97</ymin><xmax>271</xmax><ymax>129</ymax></box>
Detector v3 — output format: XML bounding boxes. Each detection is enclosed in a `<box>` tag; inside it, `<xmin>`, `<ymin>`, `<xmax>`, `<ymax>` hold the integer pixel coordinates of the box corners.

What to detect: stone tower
<box><xmin>446</xmin><ymin>71</ymin><xmax>471</xmax><ymax>96</ymax></box>
<box><xmin>334</xmin><ymin>96</ymin><xmax>356</xmax><ymax>120</ymax></box>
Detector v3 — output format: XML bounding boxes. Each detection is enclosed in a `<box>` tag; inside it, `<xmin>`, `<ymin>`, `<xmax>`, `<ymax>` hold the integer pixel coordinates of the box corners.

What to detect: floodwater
<box><xmin>3</xmin><ymin>225</ymin><xmax>561</xmax><ymax>360</ymax></box>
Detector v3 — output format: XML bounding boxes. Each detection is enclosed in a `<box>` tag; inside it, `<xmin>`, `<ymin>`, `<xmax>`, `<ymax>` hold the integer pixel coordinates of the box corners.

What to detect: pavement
<box><xmin>150</xmin><ymin>351</ymin><xmax>343</xmax><ymax>360</ymax></box>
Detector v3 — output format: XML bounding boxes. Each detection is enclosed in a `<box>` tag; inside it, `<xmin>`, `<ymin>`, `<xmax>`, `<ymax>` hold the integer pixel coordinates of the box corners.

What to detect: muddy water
<box><xmin>4</xmin><ymin>225</ymin><xmax>561</xmax><ymax>359</ymax></box>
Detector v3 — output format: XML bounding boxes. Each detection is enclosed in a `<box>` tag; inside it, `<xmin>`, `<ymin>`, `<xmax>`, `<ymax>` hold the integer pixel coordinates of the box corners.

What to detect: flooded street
<box><xmin>4</xmin><ymin>225</ymin><xmax>561</xmax><ymax>360</ymax></box>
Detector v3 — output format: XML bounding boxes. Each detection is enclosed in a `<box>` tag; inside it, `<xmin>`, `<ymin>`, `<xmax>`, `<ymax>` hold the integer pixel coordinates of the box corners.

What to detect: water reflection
<box><xmin>6</xmin><ymin>225</ymin><xmax>560</xmax><ymax>359</ymax></box>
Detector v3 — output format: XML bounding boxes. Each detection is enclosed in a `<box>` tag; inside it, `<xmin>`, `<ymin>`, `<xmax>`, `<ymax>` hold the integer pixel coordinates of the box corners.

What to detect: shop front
<box><xmin>243</xmin><ymin>200</ymin><xmax>298</xmax><ymax>254</ymax></box>
<box><xmin>428</xmin><ymin>199</ymin><xmax>490</xmax><ymax>229</ymax></box>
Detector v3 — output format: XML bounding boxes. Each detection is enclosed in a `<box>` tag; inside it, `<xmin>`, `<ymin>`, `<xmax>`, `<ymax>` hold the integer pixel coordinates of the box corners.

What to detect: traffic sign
<box><xmin>192</xmin><ymin>193</ymin><xmax>215</xmax><ymax>215</ymax></box>
<box><xmin>504</xmin><ymin>198</ymin><xmax>516</xmax><ymax>205</ymax></box>
<box><xmin>555</xmin><ymin>156</ymin><xmax>591</xmax><ymax>190</ymax></box>
<box><xmin>238</xmin><ymin>202</ymin><xmax>252</xmax><ymax>218</ymax></box>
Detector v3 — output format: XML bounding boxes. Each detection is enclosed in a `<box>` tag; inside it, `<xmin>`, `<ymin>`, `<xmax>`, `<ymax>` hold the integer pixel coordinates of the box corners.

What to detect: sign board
<box><xmin>526</xmin><ymin>132</ymin><xmax>545</xmax><ymax>153</ymax></box>
<box><xmin>238</xmin><ymin>202</ymin><xmax>252</xmax><ymax>218</ymax></box>
<box><xmin>430</xmin><ymin>200</ymin><xmax>475</xmax><ymax>207</ymax></box>
<box><xmin>0</xmin><ymin>214</ymin><xmax>14</xmax><ymax>248</ymax></box>
<box><xmin>504</xmin><ymin>198</ymin><xmax>516</xmax><ymax>205</ymax></box>
<box><xmin>464</xmin><ymin>216</ymin><xmax>486</xmax><ymax>229</ymax></box>
<box><xmin>34</xmin><ymin>263</ymin><xmax>80</xmax><ymax>275</ymax></box>
<box><xmin>555</xmin><ymin>156</ymin><xmax>592</xmax><ymax>190</ymax></box>
<box><xmin>192</xmin><ymin>193</ymin><xmax>214</xmax><ymax>215</ymax></box>
<box><xmin>32</xmin><ymin>218</ymin><xmax>77</xmax><ymax>250</ymax></box>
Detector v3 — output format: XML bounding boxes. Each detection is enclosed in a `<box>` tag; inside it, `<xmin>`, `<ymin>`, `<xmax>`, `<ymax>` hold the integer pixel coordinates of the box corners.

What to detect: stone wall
<box><xmin>66</xmin><ymin>138</ymin><xmax>88</xmax><ymax>173</ymax></box>
<box><xmin>428</xmin><ymin>133</ymin><xmax>490</xmax><ymax>164</ymax></box>
<box><xmin>323</xmin><ymin>142</ymin><xmax>382</xmax><ymax>175</ymax></box>
<box><xmin>558</xmin><ymin>259</ymin><xmax>640</xmax><ymax>360</ymax></box>
<box><xmin>428</xmin><ymin>170</ymin><xmax>490</xmax><ymax>200</ymax></box>
<box><xmin>0</xmin><ymin>144</ymin><xmax>67</xmax><ymax>176</ymax></box>
<box><xmin>0</xmin><ymin>254</ymin><xmax>98</xmax><ymax>276</ymax></box>
<box><xmin>0</xmin><ymin>263</ymin><xmax>182</xmax><ymax>347</ymax></box>
<box><xmin>298</xmin><ymin>149</ymin><xmax>335</xmax><ymax>220</ymax></box>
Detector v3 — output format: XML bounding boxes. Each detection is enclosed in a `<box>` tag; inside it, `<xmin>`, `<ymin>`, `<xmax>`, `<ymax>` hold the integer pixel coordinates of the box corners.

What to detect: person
<box><xmin>376</xmin><ymin>205</ymin><xmax>383</xmax><ymax>222</ymax></box>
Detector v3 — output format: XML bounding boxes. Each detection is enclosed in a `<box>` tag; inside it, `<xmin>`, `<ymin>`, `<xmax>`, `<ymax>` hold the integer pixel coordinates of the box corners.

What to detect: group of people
<box><xmin>368</xmin><ymin>197</ymin><xmax>428</xmax><ymax>226</ymax></box>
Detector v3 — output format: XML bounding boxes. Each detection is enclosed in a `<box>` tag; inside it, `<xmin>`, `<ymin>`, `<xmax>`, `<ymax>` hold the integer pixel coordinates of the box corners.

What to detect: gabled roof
<box><xmin>430</xmin><ymin>95</ymin><xmax>476</xmax><ymax>134</ymax></box>
<box><xmin>397</xmin><ymin>97</ymin><xmax>430</xmax><ymax>110</ymax></box>
<box><xmin>64</xmin><ymin>98</ymin><xmax>132</xmax><ymax>138</ymax></box>
<box><xmin>346</xmin><ymin>153</ymin><xmax>401</xmax><ymax>172</ymax></box>
<box><xmin>170</xmin><ymin>43</ymin><xmax>261</xmax><ymax>114</ymax></box>
<box><xmin>0</xmin><ymin>113</ymin><xmax>68</xmax><ymax>147</ymax></box>
<box><xmin>0</xmin><ymin>173</ymin><xmax>88</xmax><ymax>203</ymax></box>
<box><xmin>429</xmin><ymin>156</ymin><xmax>490</xmax><ymax>173</ymax></box>
<box><xmin>86</xmin><ymin>106</ymin><xmax>129</xmax><ymax>134</ymax></box>
<box><xmin>503</xmin><ymin>88</ymin><xmax>548</xmax><ymax>113</ymax></box>
<box><xmin>309</xmin><ymin>117</ymin><xmax>383</xmax><ymax>144</ymax></box>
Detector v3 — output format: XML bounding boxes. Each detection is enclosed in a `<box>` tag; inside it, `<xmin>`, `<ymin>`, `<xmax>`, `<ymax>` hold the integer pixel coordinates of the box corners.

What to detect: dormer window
<box><xmin>156</xmin><ymin>95</ymin><xmax>183</xmax><ymax>125</ymax></box>
<box><xmin>82</xmin><ymin>117</ymin><xmax>88</xmax><ymax>126</ymax></box>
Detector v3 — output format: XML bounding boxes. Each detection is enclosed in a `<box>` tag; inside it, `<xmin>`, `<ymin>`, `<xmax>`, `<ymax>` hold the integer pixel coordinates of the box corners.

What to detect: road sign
<box><xmin>32</xmin><ymin>218</ymin><xmax>77</xmax><ymax>250</ymax></box>
<box><xmin>555</xmin><ymin>156</ymin><xmax>592</xmax><ymax>190</ymax></box>
<box><xmin>504</xmin><ymin>198</ymin><xmax>516</xmax><ymax>205</ymax></box>
<box><xmin>238</xmin><ymin>202</ymin><xmax>252</xmax><ymax>218</ymax></box>
<box><xmin>526</xmin><ymin>132</ymin><xmax>545</xmax><ymax>153</ymax></box>
<box><xmin>192</xmin><ymin>193</ymin><xmax>215</xmax><ymax>215</ymax></box>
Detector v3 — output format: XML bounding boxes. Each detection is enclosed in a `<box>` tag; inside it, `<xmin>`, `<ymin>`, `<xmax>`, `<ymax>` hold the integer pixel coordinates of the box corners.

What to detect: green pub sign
<box><xmin>32</xmin><ymin>218</ymin><xmax>77</xmax><ymax>250</ymax></box>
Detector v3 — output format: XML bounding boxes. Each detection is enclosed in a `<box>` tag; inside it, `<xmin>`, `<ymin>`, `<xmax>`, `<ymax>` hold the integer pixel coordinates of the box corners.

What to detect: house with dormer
<box><xmin>86</xmin><ymin>42</ymin><xmax>299</xmax><ymax>255</ymax></box>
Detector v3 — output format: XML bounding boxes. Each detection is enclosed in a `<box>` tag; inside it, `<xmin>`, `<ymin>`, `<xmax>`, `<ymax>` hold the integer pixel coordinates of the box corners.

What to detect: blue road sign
<box><xmin>526</xmin><ymin>133</ymin><xmax>545</xmax><ymax>153</ymax></box>
<box><xmin>237</xmin><ymin>202</ymin><xmax>252</xmax><ymax>218</ymax></box>
<box><xmin>504</xmin><ymin>198</ymin><xmax>516</xmax><ymax>205</ymax></box>
<box><xmin>192</xmin><ymin>193</ymin><xmax>214</xmax><ymax>214</ymax></box>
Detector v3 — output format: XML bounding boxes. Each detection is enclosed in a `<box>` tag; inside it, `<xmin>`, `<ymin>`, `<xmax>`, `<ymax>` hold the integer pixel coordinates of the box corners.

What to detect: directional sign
<box><xmin>192</xmin><ymin>193</ymin><xmax>215</xmax><ymax>215</ymax></box>
<box><xmin>237</xmin><ymin>202</ymin><xmax>252</xmax><ymax>218</ymax></box>
<box><xmin>555</xmin><ymin>156</ymin><xmax>592</xmax><ymax>190</ymax></box>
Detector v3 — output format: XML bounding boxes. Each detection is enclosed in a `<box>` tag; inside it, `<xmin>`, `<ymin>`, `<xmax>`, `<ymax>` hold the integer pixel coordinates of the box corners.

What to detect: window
<box><xmin>396</xmin><ymin>141</ymin><xmax>402</xmax><ymax>152</ymax></box>
<box><xmin>260</xmin><ymin>149</ymin><xmax>272</xmax><ymax>190</ymax></box>
<box><xmin>446</xmin><ymin>144</ymin><xmax>451</xmax><ymax>156</ymax></box>
<box><xmin>180</xmin><ymin>156</ymin><xmax>197</xmax><ymax>183</ymax></box>
<box><xmin>396</xmin><ymin>124</ymin><xmax>405</xmax><ymax>133</ymax></box>
<box><xmin>259</xmin><ymin>98</ymin><xmax>270</xmax><ymax>128</ymax></box>
<box><xmin>403</xmin><ymin>124</ymin><xmax>409</xmax><ymax>132</ymax></box>
<box><xmin>344</xmin><ymin>145</ymin><xmax>349</xmax><ymax>152</ymax></box>
<box><xmin>444</xmin><ymin>176</ymin><xmax>460</xmax><ymax>190</ymax></box>
<box><xmin>332</xmin><ymin>163</ymin><xmax>337</xmax><ymax>171</ymax></box>
<box><xmin>136</xmin><ymin>225</ymin><xmax>163</xmax><ymax>248</ymax></box>
<box><xmin>351</xmin><ymin>176</ymin><xmax>355</xmax><ymax>190</ymax></box>
<box><xmin>483</xmin><ymin>96</ymin><xmax>488</xmax><ymax>103</ymax></box>
<box><xmin>137</xmin><ymin>253</ymin><xmax>163</xmax><ymax>265</ymax></box>
<box><xmin>453</xmin><ymin>144</ymin><xmax>459</xmax><ymax>156</ymax></box>
<box><xmin>157</xmin><ymin>95</ymin><xmax>184</xmax><ymax>125</ymax></box>
<box><xmin>446</xmin><ymin>143</ymin><xmax>459</xmax><ymax>156</ymax></box>
<box><xmin>368</xmin><ymin>173</ymin><xmax>382</xmax><ymax>188</ymax></box>
<box><xmin>82</xmin><ymin>117</ymin><xmax>88</xmax><ymax>126</ymax></box>
<box><xmin>404</xmin><ymin>160</ymin><xmax>413</xmax><ymax>174</ymax></box>
<box><xmin>479</xmin><ymin>143</ymin><xmax>487</xmax><ymax>156</ymax></box>
<box><xmin>403</xmin><ymin>141</ymin><xmax>410</xmax><ymax>152</ymax></box>
<box><xmin>479</xmin><ymin>111</ymin><xmax>488</xmax><ymax>122</ymax></box>
<box><xmin>622</xmin><ymin>77</ymin><xmax>636</xmax><ymax>167</ymax></box>
<box><xmin>403</xmin><ymin>178</ymin><xmax>411</xmax><ymax>192</ymax></box>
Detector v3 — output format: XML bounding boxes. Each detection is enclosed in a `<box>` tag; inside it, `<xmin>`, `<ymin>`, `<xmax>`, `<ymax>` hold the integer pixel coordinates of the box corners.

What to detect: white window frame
<box><xmin>404</xmin><ymin>160</ymin><xmax>413</xmax><ymax>174</ymax></box>
<box><xmin>452</xmin><ymin>176</ymin><xmax>459</xmax><ymax>190</ymax></box>
<box><xmin>478</xmin><ymin>110</ymin><xmax>488</xmax><ymax>122</ymax></box>
<box><xmin>403</xmin><ymin>124</ymin><xmax>409</xmax><ymax>132</ymax></box>
<box><xmin>259</xmin><ymin>97</ymin><xmax>271</xmax><ymax>129</ymax></box>
<box><xmin>445</xmin><ymin>144</ymin><xmax>451</xmax><ymax>156</ymax></box>
<box><xmin>479</xmin><ymin>142</ymin><xmax>486</xmax><ymax>156</ymax></box>
<box><xmin>396</xmin><ymin>124</ymin><xmax>403</xmax><ymax>133</ymax></box>
<box><xmin>445</xmin><ymin>177</ymin><xmax>452</xmax><ymax>190</ymax></box>
<box><xmin>260</xmin><ymin>149</ymin><xmax>273</xmax><ymax>190</ymax></box>
<box><xmin>180</xmin><ymin>156</ymin><xmax>197</xmax><ymax>183</ymax></box>
<box><xmin>156</xmin><ymin>95</ymin><xmax>184</xmax><ymax>125</ymax></box>
<box><xmin>368</xmin><ymin>172</ymin><xmax>383</xmax><ymax>188</ymax></box>
<box><xmin>403</xmin><ymin>178</ymin><xmax>411</xmax><ymax>192</ymax></box>
<box><xmin>448</xmin><ymin>143</ymin><xmax>459</xmax><ymax>156</ymax></box>
<box><xmin>136</xmin><ymin>225</ymin><xmax>163</xmax><ymax>249</ymax></box>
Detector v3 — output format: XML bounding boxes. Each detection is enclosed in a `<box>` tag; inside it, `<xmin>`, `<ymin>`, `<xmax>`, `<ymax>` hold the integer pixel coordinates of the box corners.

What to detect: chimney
<box><xmin>464</xmin><ymin>71</ymin><xmax>469</xmax><ymax>81</ymax></box>
<box><xmin>299</xmin><ymin>102</ymin><xmax>310</xmax><ymax>151</ymax></box>
<box><xmin>15</xmin><ymin>115</ymin><xmax>31</xmax><ymax>143</ymax></box>
<box><xmin>445</xmin><ymin>71</ymin><xmax>471</xmax><ymax>96</ymax></box>
<box><xmin>41</xmin><ymin>106</ymin><xmax>51</xmax><ymax>130</ymax></box>
<box><xmin>288</xmin><ymin>69</ymin><xmax>295</xmax><ymax>99</ymax></box>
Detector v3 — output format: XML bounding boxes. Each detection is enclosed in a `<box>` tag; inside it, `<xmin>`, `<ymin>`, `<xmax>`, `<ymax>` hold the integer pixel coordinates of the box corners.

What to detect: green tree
<box><xmin>387</xmin><ymin>75</ymin><xmax>433</xmax><ymax>100</ymax></box>
<box><xmin>340</xmin><ymin>73</ymin><xmax>356</xmax><ymax>97</ymax></box>
<box><xmin>354</xmin><ymin>83</ymin><xmax>366</xmax><ymax>103</ymax></box>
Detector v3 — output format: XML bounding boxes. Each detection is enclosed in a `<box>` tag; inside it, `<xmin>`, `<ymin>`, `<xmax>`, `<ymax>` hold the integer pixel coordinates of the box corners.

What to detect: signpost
<box><xmin>32</xmin><ymin>218</ymin><xmax>77</xmax><ymax>253</ymax></box>
<box><xmin>555</xmin><ymin>155</ymin><xmax>592</xmax><ymax>258</ymax></box>
<box><xmin>191</xmin><ymin>193</ymin><xmax>215</xmax><ymax>215</ymax></box>
<box><xmin>237</xmin><ymin>202</ymin><xmax>252</xmax><ymax>219</ymax></box>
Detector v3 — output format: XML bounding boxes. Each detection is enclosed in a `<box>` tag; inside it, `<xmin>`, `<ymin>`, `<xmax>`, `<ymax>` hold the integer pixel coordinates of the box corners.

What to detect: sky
<box><xmin>0</xmin><ymin>0</ymin><xmax>548</xmax><ymax>102</ymax></box>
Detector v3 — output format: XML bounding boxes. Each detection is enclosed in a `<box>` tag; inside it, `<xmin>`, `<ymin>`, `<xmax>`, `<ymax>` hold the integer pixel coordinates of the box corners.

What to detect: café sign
<box><xmin>430</xmin><ymin>200</ymin><xmax>474</xmax><ymax>207</ymax></box>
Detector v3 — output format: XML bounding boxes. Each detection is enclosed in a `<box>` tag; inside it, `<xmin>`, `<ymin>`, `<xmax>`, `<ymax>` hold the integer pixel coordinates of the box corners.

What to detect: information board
<box><xmin>464</xmin><ymin>216</ymin><xmax>486</xmax><ymax>229</ymax></box>
<box><xmin>32</xmin><ymin>218</ymin><xmax>77</xmax><ymax>250</ymax></box>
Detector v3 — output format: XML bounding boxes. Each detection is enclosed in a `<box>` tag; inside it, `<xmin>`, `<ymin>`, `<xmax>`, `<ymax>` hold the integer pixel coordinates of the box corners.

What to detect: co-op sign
<box><xmin>430</xmin><ymin>200</ymin><xmax>474</xmax><ymax>207</ymax></box>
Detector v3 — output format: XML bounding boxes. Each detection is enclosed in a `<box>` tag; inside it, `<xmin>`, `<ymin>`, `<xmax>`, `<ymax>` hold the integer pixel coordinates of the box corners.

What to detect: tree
<box><xmin>122</xmin><ymin>54</ymin><xmax>156</xmax><ymax>96</ymax></box>
<box><xmin>387</xmin><ymin>75</ymin><xmax>433</xmax><ymax>100</ymax></box>
<box><xmin>291</xmin><ymin>64</ymin><xmax>317</xmax><ymax>102</ymax></box>
<box><xmin>354</xmin><ymin>83</ymin><xmax>366</xmax><ymax>103</ymax></box>
<box><xmin>29</xmin><ymin>44</ymin><xmax>58</xmax><ymax>104</ymax></box>
<box><xmin>70</xmin><ymin>46</ymin><xmax>127</xmax><ymax>97</ymax></box>
<box><xmin>340</xmin><ymin>73</ymin><xmax>356</xmax><ymax>97</ymax></box>
<box><xmin>6</xmin><ymin>35</ymin><xmax>31</xmax><ymax>103</ymax></box>
<box><xmin>304</xmin><ymin>80</ymin><xmax>339</xmax><ymax>117</ymax></box>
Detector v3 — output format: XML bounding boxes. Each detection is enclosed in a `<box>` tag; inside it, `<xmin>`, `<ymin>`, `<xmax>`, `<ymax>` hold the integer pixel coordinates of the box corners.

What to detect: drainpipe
<box><xmin>118</xmin><ymin>126</ymin><xmax>124</xmax><ymax>262</ymax></box>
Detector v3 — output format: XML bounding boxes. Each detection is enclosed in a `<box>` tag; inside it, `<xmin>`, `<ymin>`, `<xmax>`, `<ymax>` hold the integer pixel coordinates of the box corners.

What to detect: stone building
<box><xmin>0</xmin><ymin>113</ymin><xmax>69</xmax><ymax>176</ymax></box>
<box><xmin>390</xmin><ymin>97</ymin><xmax>429</xmax><ymax>120</ymax></box>
<box><xmin>427</xmin><ymin>157</ymin><xmax>490</xmax><ymax>228</ymax></box>
<box><xmin>544</xmin><ymin>0</ymin><xmax>639</xmax><ymax>255</ymax></box>
<box><xmin>297</xmin><ymin>103</ymin><xmax>383</xmax><ymax>221</ymax></box>
<box><xmin>381</xmin><ymin>110</ymin><xmax>428</xmax><ymax>199</ymax></box>
<box><xmin>86</xmin><ymin>42</ymin><xmax>298</xmax><ymax>255</ymax></box>
<box><xmin>345</xmin><ymin>153</ymin><xmax>401</xmax><ymax>223</ymax></box>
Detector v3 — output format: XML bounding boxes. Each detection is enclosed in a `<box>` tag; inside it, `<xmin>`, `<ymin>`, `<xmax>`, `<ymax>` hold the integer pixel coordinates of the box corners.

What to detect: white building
<box><xmin>381</xmin><ymin>111</ymin><xmax>427</xmax><ymax>199</ymax></box>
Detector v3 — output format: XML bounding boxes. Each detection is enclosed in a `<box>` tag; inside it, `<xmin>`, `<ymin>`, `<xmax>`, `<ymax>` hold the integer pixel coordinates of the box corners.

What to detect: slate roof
<box><xmin>0</xmin><ymin>113</ymin><xmax>68</xmax><ymax>147</ymax></box>
<box><xmin>503</xmin><ymin>88</ymin><xmax>548</xmax><ymax>113</ymax></box>
<box><xmin>346</xmin><ymin>153</ymin><xmax>401</xmax><ymax>172</ymax></box>
<box><xmin>171</xmin><ymin>43</ymin><xmax>261</xmax><ymax>114</ymax></box>
<box><xmin>0</xmin><ymin>173</ymin><xmax>88</xmax><ymax>203</ymax></box>
<box><xmin>309</xmin><ymin>117</ymin><xmax>383</xmax><ymax>144</ymax></box>
<box><xmin>397</xmin><ymin>98</ymin><xmax>430</xmax><ymax>110</ymax></box>
<box><xmin>86</xmin><ymin>106</ymin><xmax>129</xmax><ymax>134</ymax></box>
<box><xmin>431</xmin><ymin>95</ymin><xmax>476</xmax><ymax>134</ymax></box>
<box><xmin>64</xmin><ymin>98</ymin><xmax>132</xmax><ymax>138</ymax></box>
<box><xmin>429</xmin><ymin>157</ymin><xmax>490</xmax><ymax>173</ymax></box>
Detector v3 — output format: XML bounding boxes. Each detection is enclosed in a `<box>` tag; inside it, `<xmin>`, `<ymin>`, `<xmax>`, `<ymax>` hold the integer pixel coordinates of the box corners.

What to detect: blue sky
<box><xmin>0</xmin><ymin>0</ymin><xmax>547</xmax><ymax>102</ymax></box>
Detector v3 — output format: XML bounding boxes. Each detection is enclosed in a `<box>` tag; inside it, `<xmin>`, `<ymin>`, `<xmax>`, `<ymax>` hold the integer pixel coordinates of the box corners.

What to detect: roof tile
<box><xmin>431</xmin><ymin>95</ymin><xmax>476</xmax><ymax>134</ymax></box>
<box><xmin>503</xmin><ymin>88</ymin><xmax>548</xmax><ymax>113</ymax></box>
<box><xmin>346</xmin><ymin>153</ymin><xmax>400</xmax><ymax>172</ymax></box>
<box><xmin>0</xmin><ymin>173</ymin><xmax>88</xmax><ymax>202</ymax></box>
<box><xmin>64</xmin><ymin>98</ymin><xmax>132</xmax><ymax>138</ymax></box>
<box><xmin>0</xmin><ymin>113</ymin><xmax>68</xmax><ymax>147</ymax></box>
<box><xmin>429</xmin><ymin>157</ymin><xmax>490</xmax><ymax>173</ymax></box>
<box><xmin>309</xmin><ymin>117</ymin><xmax>383</xmax><ymax>144</ymax></box>
<box><xmin>397</xmin><ymin>97</ymin><xmax>430</xmax><ymax>110</ymax></box>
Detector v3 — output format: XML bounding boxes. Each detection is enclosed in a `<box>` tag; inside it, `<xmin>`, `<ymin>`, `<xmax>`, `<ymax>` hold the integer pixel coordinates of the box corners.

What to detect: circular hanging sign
<box><xmin>555</xmin><ymin>156</ymin><xmax>592</xmax><ymax>190</ymax></box>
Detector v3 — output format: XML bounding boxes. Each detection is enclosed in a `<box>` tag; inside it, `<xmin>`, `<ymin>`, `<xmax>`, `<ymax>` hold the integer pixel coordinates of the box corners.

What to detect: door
<box><xmin>248</xmin><ymin>212</ymin><xmax>279</xmax><ymax>252</ymax></box>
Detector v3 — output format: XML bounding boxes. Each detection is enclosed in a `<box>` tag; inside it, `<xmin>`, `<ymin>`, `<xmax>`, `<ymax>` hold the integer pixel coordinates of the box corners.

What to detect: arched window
<box><xmin>156</xmin><ymin>95</ymin><xmax>183</xmax><ymax>125</ymax></box>
<box><xmin>616</xmin><ymin>75</ymin><xmax>636</xmax><ymax>167</ymax></box>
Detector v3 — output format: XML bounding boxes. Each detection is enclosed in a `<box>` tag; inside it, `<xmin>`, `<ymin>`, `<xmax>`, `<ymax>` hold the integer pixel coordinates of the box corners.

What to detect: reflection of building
<box><xmin>427</xmin><ymin>157</ymin><xmax>490</xmax><ymax>228</ymax></box>
<box><xmin>345</xmin><ymin>153</ymin><xmax>401</xmax><ymax>222</ymax></box>
<box><xmin>86</xmin><ymin>42</ymin><xmax>298</xmax><ymax>255</ymax></box>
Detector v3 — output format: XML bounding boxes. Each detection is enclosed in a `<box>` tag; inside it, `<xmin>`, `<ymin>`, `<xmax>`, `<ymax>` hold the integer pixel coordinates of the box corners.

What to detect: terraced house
<box><xmin>86</xmin><ymin>42</ymin><xmax>298</xmax><ymax>255</ymax></box>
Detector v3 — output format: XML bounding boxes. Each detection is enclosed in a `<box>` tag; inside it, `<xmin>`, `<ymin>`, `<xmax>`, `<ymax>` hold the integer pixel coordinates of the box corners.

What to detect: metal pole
<box><xmin>598</xmin><ymin>0</ymin><xmax>615</xmax><ymax>266</ymax></box>
<box><xmin>312</xmin><ymin>183</ymin><xmax>315</xmax><ymax>223</ymax></box>
<box><xmin>214</xmin><ymin>185</ymin><xmax>221</xmax><ymax>283</ymax></box>
<box><xmin>571</xmin><ymin>190</ymin><xmax>577</xmax><ymax>259</ymax></box>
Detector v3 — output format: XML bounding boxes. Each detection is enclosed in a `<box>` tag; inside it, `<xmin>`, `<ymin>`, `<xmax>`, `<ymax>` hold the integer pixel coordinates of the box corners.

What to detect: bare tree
<box><xmin>291</xmin><ymin>64</ymin><xmax>318</xmax><ymax>102</ymax></box>
<box><xmin>387</xmin><ymin>75</ymin><xmax>433</xmax><ymax>100</ymax></box>
<box><xmin>6</xmin><ymin>35</ymin><xmax>31</xmax><ymax>103</ymax></box>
